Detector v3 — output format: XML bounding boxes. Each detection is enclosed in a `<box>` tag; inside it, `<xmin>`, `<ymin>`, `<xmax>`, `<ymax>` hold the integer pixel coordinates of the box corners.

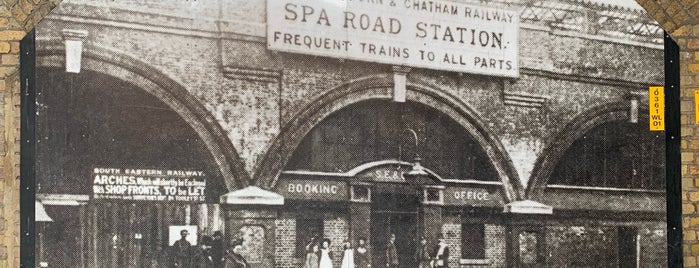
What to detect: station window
<box><xmin>423</xmin><ymin>187</ymin><xmax>443</xmax><ymax>204</ymax></box>
<box><xmin>461</xmin><ymin>224</ymin><xmax>486</xmax><ymax>259</ymax></box>
<box><xmin>284</xmin><ymin>100</ymin><xmax>499</xmax><ymax>182</ymax></box>
<box><xmin>295</xmin><ymin>219</ymin><xmax>324</xmax><ymax>258</ymax></box>
<box><xmin>351</xmin><ymin>185</ymin><xmax>371</xmax><ymax>202</ymax></box>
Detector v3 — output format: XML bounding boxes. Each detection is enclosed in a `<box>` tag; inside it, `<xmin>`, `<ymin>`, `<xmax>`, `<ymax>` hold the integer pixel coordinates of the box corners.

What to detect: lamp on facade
<box><xmin>401</xmin><ymin>128</ymin><xmax>432</xmax><ymax>186</ymax></box>
<box><xmin>392</xmin><ymin>66</ymin><xmax>411</xmax><ymax>103</ymax></box>
<box><xmin>62</xmin><ymin>29</ymin><xmax>89</xmax><ymax>73</ymax></box>
<box><xmin>35</xmin><ymin>201</ymin><xmax>53</xmax><ymax>222</ymax></box>
<box><xmin>628</xmin><ymin>91</ymin><xmax>644</xmax><ymax>124</ymax></box>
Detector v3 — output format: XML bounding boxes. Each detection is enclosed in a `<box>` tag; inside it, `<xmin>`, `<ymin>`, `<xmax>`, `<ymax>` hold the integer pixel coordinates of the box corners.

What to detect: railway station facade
<box><xmin>33</xmin><ymin>0</ymin><xmax>667</xmax><ymax>267</ymax></box>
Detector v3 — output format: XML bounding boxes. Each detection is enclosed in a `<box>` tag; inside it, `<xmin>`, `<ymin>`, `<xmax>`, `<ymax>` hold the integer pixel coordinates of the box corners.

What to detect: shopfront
<box><xmin>34</xmin><ymin>66</ymin><xmax>231</xmax><ymax>267</ymax></box>
<box><xmin>267</xmin><ymin>100</ymin><xmax>512</xmax><ymax>267</ymax></box>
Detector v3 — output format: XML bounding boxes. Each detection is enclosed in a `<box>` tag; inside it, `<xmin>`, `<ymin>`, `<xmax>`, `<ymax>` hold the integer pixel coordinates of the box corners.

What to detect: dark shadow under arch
<box><xmin>36</xmin><ymin>42</ymin><xmax>249</xmax><ymax>190</ymax></box>
<box><xmin>526</xmin><ymin>101</ymin><xmax>654</xmax><ymax>199</ymax></box>
<box><xmin>255</xmin><ymin>74</ymin><xmax>522</xmax><ymax>201</ymax></box>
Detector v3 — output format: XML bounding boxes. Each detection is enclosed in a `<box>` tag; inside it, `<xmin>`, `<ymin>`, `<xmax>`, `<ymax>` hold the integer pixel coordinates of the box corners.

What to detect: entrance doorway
<box><xmin>617</xmin><ymin>227</ymin><xmax>639</xmax><ymax>268</ymax></box>
<box><xmin>371</xmin><ymin>190</ymin><xmax>420</xmax><ymax>268</ymax></box>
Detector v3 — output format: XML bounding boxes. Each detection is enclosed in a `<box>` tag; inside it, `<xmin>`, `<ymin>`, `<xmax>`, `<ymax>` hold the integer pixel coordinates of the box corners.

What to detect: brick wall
<box><xmin>274</xmin><ymin>209</ymin><xmax>349</xmax><ymax>268</ymax></box>
<box><xmin>32</xmin><ymin>0</ymin><xmax>668</xmax><ymax>194</ymax></box>
<box><xmin>440</xmin><ymin>212</ymin><xmax>507</xmax><ymax>268</ymax></box>
<box><xmin>631</xmin><ymin>0</ymin><xmax>699</xmax><ymax>267</ymax></box>
<box><xmin>540</xmin><ymin>221</ymin><xmax>667</xmax><ymax>268</ymax></box>
<box><xmin>545</xmin><ymin>225</ymin><xmax>620</xmax><ymax>267</ymax></box>
<box><xmin>442</xmin><ymin>222</ymin><xmax>462</xmax><ymax>267</ymax></box>
<box><xmin>274</xmin><ymin>217</ymin><xmax>296</xmax><ymax>268</ymax></box>
<box><xmin>0</xmin><ymin>1</ymin><xmax>61</xmax><ymax>266</ymax></box>
<box><xmin>484</xmin><ymin>224</ymin><xmax>506</xmax><ymax>267</ymax></box>
<box><xmin>323</xmin><ymin>216</ymin><xmax>349</xmax><ymax>267</ymax></box>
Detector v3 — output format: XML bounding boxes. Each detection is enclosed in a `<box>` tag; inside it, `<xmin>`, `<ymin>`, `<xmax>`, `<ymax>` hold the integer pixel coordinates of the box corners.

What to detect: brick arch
<box><xmin>633</xmin><ymin>0</ymin><xmax>699</xmax><ymax>36</ymax></box>
<box><xmin>35</xmin><ymin>42</ymin><xmax>249</xmax><ymax>190</ymax></box>
<box><xmin>255</xmin><ymin>74</ymin><xmax>522</xmax><ymax>202</ymax></box>
<box><xmin>526</xmin><ymin>101</ymin><xmax>652</xmax><ymax>199</ymax></box>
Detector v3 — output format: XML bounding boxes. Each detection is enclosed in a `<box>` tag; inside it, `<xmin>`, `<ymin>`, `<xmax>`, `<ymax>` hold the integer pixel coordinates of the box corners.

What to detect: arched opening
<box><xmin>36</xmin><ymin>67</ymin><xmax>227</xmax><ymax>267</ymax></box>
<box><xmin>255</xmin><ymin>76</ymin><xmax>520</xmax><ymax>201</ymax></box>
<box><xmin>36</xmin><ymin>44</ymin><xmax>249</xmax><ymax>189</ymax></box>
<box><xmin>282</xmin><ymin>99</ymin><xmax>500</xmax><ymax>267</ymax></box>
<box><xmin>285</xmin><ymin>100</ymin><xmax>499</xmax><ymax>181</ymax></box>
<box><xmin>548</xmin><ymin>120</ymin><xmax>665</xmax><ymax>190</ymax></box>
<box><xmin>36</xmin><ymin>67</ymin><xmax>227</xmax><ymax>199</ymax></box>
<box><xmin>529</xmin><ymin>112</ymin><xmax>667</xmax><ymax>267</ymax></box>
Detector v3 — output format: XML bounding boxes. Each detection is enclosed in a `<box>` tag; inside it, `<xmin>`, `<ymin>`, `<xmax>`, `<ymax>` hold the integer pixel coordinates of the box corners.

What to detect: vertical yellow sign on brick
<box><xmin>649</xmin><ymin>86</ymin><xmax>664</xmax><ymax>131</ymax></box>
<box><xmin>696</xmin><ymin>90</ymin><xmax>699</xmax><ymax>124</ymax></box>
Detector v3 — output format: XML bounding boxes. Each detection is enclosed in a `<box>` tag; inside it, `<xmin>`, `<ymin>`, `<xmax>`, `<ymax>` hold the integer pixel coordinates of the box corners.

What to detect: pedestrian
<box><xmin>319</xmin><ymin>239</ymin><xmax>334</xmax><ymax>268</ymax></box>
<box><xmin>224</xmin><ymin>238</ymin><xmax>248</xmax><ymax>268</ymax></box>
<box><xmin>173</xmin><ymin>229</ymin><xmax>193</xmax><ymax>268</ymax></box>
<box><xmin>385</xmin><ymin>234</ymin><xmax>398</xmax><ymax>268</ymax></box>
<box><xmin>211</xmin><ymin>231</ymin><xmax>224</xmax><ymax>267</ymax></box>
<box><xmin>303</xmin><ymin>235</ymin><xmax>320</xmax><ymax>268</ymax></box>
<box><xmin>415</xmin><ymin>236</ymin><xmax>431</xmax><ymax>268</ymax></box>
<box><xmin>341</xmin><ymin>241</ymin><xmax>355</xmax><ymax>268</ymax></box>
<box><xmin>194</xmin><ymin>235</ymin><xmax>214</xmax><ymax>268</ymax></box>
<box><xmin>432</xmin><ymin>234</ymin><xmax>449</xmax><ymax>268</ymax></box>
<box><xmin>354</xmin><ymin>238</ymin><xmax>370</xmax><ymax>268</ymax></box>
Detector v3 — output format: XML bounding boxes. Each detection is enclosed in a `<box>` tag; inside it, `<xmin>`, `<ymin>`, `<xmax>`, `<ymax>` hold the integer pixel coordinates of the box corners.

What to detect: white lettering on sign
<box><xmin>267</xmin><ymin>0</ymin><xmax>519</xmax><ymax>77</ymax></box>
<box><xmin>91</xmin><ymin>167</ymin><xmax>207</xmax><ymax>202</ymax></box>
<box><xmin>287</xmin><ymin>183</ymin><xmax>339</xmax><ymax>194</ymax></box>
<box><xmin>453</xmin><ymin>190</ymin><xmax>490</xmax><ymax>201</ymax></box>
<box><xmin>374</xmin><ymin>169</ymin><xmax>403</xmax><ymax>181</ymax></box>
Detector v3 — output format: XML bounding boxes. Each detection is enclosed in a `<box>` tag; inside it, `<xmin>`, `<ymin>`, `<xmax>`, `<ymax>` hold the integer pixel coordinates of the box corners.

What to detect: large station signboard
<box><xmin>91</xmin><ymin>168</ymin><xmax>207</xmax><ymax>202</ymax></box>
<box><xmin>267</xmin><ymin>0</ymin><xmax>519</xmax><ymax>77</ymax></box>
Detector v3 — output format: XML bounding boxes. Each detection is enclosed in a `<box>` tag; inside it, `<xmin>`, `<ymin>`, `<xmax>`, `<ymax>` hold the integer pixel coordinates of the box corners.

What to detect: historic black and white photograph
<box><xmin>32</xmin><ymin>0</ymin><xmax>666</xmax><ymax>267</ymax></box>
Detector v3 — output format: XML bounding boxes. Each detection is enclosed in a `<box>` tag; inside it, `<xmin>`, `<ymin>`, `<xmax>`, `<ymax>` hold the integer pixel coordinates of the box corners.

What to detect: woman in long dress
<box><xmin>318</xmin><ymin>239</ymin><xmax>334</xmax><ymax>268</ymax></box>
<box><xmin>340</xmin><ymin>241</ymin><xmax>354</xmax><ymax>268</ymax></box>
<box><xmin>354</xmin><ymin>238</ymin><xmax>369</xmax><ymax>268</ymax></box>
<box><xmin>303</xmin><ymin>238</ymin><xmax>320</xmax><ymax>268</ymax></box>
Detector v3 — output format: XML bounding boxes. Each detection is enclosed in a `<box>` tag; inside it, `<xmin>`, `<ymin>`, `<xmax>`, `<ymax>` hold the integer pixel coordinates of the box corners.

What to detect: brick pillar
<box><xmin>0</xmin><ymin>1</ymin><xmax>63</xmax><ymax>267</ymax></box>
<box><xmin>422</xmin><ymin>204</ymin><xmax>442</xmax><ymax>250</ymax></box>
<box><xmin>349</xmin><ymin>202</ymin><xmax>370</xmax><ymax>244</ymax></box>
<box><xmin>222</xmin><ymin>206</ymin><xmax>279</xmax><ymax>268</ymax></box>
<box><xmin>220</xmin><ymin>186</ymin><xmax>284</xmax><ymax>268</ymax></box>
<box><xmin>631</xmin><ymin>2</ymin><xmax>699</xmax><ymax>267</ymax></box>
<box><xmin>504</xmin><ymin>216</ymin><xmax>547</xmax><ymax>268</ymax></box>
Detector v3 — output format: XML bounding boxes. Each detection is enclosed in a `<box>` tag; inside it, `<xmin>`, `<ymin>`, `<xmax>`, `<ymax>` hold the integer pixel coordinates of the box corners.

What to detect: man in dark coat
<box><xmin>432</xmin><ymin>234</ymin><xmax>449</xmax><ymax>268</ymax></box>
<box><xmin>194</xmin><ymin>235</ymin><xmax>214</xmax><ymax>268</ymax></box>
<box><xmin>211</xmin><ymin>231</ymin><xmax>224</xmax><ymax>267</ymax></box>
<box><xmin>173</xmin><ymin>229</ymin><xmax>193</xmax><ymax>268</ymax></box>
<box><xmin>415</xmin><ymin>236</ymin><xmax>431</xmax><ymax>268</ymax></box>
<box><xmin>224</xmin><ymin>238</ymin><xmax>248</xmax><ymax>268</ymax></box>
<box><xmin>385</xmin><ymin>233</ymin><xmax>398</xmax><ymax>268</ymax></box>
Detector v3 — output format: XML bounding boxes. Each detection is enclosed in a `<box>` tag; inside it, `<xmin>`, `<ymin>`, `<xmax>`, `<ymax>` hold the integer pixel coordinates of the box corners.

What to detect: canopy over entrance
<box><xmin>220</xmin><ymin>186</ymin><xmax>285</xmax><ymax>206</ymax></box>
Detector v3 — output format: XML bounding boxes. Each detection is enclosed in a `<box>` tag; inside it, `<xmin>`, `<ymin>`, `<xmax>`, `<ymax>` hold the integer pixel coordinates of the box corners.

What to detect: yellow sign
<box><xmin>696</xmin><ymin>90</ymin><xmax>699</xmax><ymax>125</ymax></box>
<box><xmin>649</xmin><ymin>86</ymin><xmax>664</xmax><ymax>131</ymax></box>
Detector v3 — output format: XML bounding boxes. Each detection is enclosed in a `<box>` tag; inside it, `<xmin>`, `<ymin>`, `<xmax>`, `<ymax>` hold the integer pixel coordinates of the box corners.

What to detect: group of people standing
<box><xmin>302</xmin><ymin>235</ymin><xmax>370</xmax><ymax>268</ymax></box>
<box><xmin>302</xmin><ymin>233</ymin><xmax>450</xmax><ymax>268</ymax></box>
<box><xmin>171</xmin><ymin>230</ymin><xmax>249</xmax><ymax>268</ymax></box>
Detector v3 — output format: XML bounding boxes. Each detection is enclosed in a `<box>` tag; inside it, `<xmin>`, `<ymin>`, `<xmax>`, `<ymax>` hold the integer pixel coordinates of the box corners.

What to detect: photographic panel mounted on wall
<box><xmin>21</xmin><ymin>0</ymin><xmax>678</xmax><ymax>267</ymax></box>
